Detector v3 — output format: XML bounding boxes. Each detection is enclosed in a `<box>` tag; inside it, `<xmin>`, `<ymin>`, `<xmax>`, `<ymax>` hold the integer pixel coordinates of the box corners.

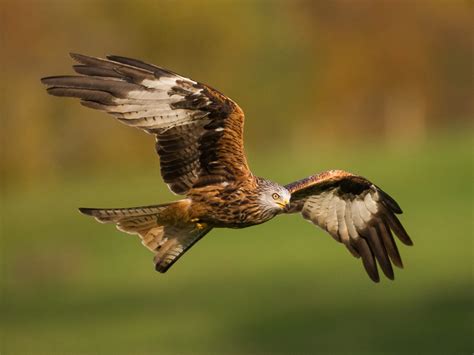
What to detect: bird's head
<box><xmin>257</xmin><ymin>179</ymin><xmax>291</xmax><ymax>212</ymax></box>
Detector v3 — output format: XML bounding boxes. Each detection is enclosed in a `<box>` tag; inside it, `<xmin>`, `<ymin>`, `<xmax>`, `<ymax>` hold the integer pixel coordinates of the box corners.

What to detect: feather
<box><xmin>367</xmin><ymin>226</ymin><xmax>394</xmax><ymax>279</ymax></box>
<box><xmin>384</xmin><ymin>209</ymin><xmax>413</xmax><ymax>245</ymax></box>
<box><xmin>73</xmin><ymin>65</ymin><xmax>122</xmax><ymax>78</ymax></box>
<box><xmin>354</xmin><ymin>237</ymin><xmax>379</xmax><ymax>282</ymax></box>
<box><xmin>336</xmin><ymin>198</ymin><xmax>349</xmax><ymax>243</ymax></box>
<box><xmin>364</xmin><ymin>191</ymin><xmax>379</xmax><ymax>214</ymax></box>
<box><xmin>378</xmin><ymin>221</ymin><xmax>403</xmax><ymax>268</ymax></box>
<box><xmin>325</xmin><ymin>196</ymin><xmax>340</xmax><ymax>241</ymax></box>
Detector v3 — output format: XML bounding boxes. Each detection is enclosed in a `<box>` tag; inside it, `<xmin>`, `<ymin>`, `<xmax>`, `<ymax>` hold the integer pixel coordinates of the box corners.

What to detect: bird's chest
<box><xmin>190</xmin><ymin>187</ymin><xmax>274</xmax><ymax>228</ymax></box>
<box><xmin>210</xmin><ymin>200</ymin><xmax>273</xmax><ymax>228</ymax></box>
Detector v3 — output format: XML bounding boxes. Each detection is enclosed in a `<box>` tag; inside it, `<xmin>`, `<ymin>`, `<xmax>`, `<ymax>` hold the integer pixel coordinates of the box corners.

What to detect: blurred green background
<box><xmin>1</xmin><ymin>1</ymin><xmax>472</xmax><ymax>354</ymax></box>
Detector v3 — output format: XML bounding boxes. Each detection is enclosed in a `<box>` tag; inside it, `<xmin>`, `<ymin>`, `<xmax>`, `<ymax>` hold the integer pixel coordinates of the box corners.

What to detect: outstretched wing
<box><xmin>285</xmin><ymin>170</ymin><xmax>412</xmax><ymax>282</ymax></box>
<box><xmin>41</xmin><ymin>53</ymin><xmax>251</xmax><ymax>195</ymax></box>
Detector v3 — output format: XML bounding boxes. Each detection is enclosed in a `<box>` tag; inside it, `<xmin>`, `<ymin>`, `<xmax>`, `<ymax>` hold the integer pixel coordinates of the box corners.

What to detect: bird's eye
<box><xmin>272</xmin><ymin>193</ymin><xmax>280</xmax><ymax>200</ymax></box>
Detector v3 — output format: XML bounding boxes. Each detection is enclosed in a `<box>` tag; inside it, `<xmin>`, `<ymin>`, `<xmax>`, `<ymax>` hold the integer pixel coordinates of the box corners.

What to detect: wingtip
<box><xmin>378</xmin><ymin>188</ymin><xmax>403</xmax><ymax>214</ymax></box>
<box><xmin>69</xmin><ymin>52</ymin><xmax>83</xmax><ymax>61</ymax></box>
<box><xmin>370</xmin><ymin>274</ymin><xmax>381</xmax><ymax>283</ymax></box>
<box><xmin>398</xmin><ymin>230</ymin><xmax>413</xmax><ymax>246</ymax></box>
<box><xmin>40</xmin><ymin>76</ymin><xmax>65</xmax><ymax>87</ymax></box>
<box><xmin>404</xmin><ymin>239</ymin><xmax>414</xmax><ymax>246</ymax></box>
<box><xmin>392</xmin><ymin>258</ymin><xmax>404</xmax><ymax>269</ymax></box>
<box><xmin>70</xmin><ymin>52</ymin><xmax>97</xmax><ymax>64</ymax></box>
<box><xmin>366</xmin><ymin>265</ymin><xmax>380</xmax><ymax>283</ymax></box>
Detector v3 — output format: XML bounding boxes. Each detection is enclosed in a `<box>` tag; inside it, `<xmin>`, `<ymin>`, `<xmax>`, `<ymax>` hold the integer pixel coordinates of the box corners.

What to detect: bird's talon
<box><xmin>195</xmin><ymin>222</ymin><xmax>206</xmax><ymax>230</ymax></box>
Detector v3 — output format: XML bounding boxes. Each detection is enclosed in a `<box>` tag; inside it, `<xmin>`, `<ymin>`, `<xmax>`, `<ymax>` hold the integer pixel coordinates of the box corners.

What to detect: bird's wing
<box><xmin>284</xmin><ymin>170</ymin><xmax>412</xmax><ymax>282</ymax></box>
<box><xmin>41</xmin><ymin>53</ymin><xmax>251</xmax><ymax>195</ymax></box>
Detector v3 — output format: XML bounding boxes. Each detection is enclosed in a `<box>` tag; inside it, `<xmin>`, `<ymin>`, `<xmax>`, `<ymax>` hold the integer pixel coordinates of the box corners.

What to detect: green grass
<box><xmin>2</xmin><ymin>132</ymin><xmax>472</xmax><ymax>355</ymax></box>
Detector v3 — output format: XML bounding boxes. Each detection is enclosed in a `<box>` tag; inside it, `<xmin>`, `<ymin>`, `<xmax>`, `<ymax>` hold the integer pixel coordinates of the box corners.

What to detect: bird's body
<box><xmin>42</xmin><ymin>54</ymin><xmax>413</xmax><ymax>282</ymax></box>
<box><xmin>140</xmin><ymin>177</ymin><xmax>287</xmax><ymax>230</ymax></box>
<box><xmin>187</xmin><ymin>179</ymin><xmax>282</xmax><ymax>228</ymax></box>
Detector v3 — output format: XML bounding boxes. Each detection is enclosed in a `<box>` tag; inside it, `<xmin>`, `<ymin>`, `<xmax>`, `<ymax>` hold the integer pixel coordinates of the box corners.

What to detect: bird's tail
<box><xmin>79</xmin><ymin>201</ymin><xmax>212</xmax><ymax>272</ymax></box>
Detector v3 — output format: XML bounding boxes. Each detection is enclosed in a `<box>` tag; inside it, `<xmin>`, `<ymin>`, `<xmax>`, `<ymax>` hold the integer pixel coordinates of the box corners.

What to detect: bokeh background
<box><xmin>1</xmin><ymin>1</ymin><xmax>472</xmax><ymax>354</ymax></box>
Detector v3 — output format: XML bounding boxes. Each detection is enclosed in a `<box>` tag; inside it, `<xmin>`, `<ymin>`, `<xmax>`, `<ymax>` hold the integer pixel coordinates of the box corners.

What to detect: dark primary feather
<box><xmin>285</xmin><ymin>170</ymin><xmax>412</xmax><ymax>282</ymax></box>
<box><xmin>41</xmin><ymin>53</ymin><xmax>252</xmax><ymax>195</ymax></box>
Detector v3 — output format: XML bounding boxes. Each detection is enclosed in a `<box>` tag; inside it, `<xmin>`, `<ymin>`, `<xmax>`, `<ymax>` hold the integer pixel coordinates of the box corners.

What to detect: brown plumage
<box><xmin>41</xmin><ymin>53</ymin><xmax>413</xmax><ymax>281</ymax></box>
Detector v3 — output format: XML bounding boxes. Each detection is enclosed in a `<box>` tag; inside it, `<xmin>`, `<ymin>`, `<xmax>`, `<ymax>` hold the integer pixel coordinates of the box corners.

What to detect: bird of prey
<box><xmin>41</xmin><ymin>53</ymin><xmax>413</xmax><ymax>282</ymax></box>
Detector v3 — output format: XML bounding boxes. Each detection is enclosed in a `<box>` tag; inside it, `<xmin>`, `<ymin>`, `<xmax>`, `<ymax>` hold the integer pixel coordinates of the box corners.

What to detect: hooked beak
<box><xmin>277</xmin><ymin>199</ymin><xmax>291</xmax><ymax>211</ymax></box>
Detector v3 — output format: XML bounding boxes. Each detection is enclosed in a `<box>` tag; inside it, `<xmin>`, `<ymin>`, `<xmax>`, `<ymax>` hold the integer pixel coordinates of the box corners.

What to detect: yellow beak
<box><xmin>277</xmin><ymin>199</ymin><xmax>290</xmax><ymax>209</ymax></box>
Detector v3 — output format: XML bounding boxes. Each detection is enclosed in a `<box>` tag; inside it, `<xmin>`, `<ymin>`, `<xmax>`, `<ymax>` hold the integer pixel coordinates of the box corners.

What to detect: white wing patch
<box><xmin>302</xmin><ymin>186</ymin><xmax>381</xmax><ymax>244</ymax></box>
<box><xmin>42</xmin><ymin>54</ymin><xmax>212</xmax><ymax>134</ymax></box>
<box><xmin>94</xmin><ymin>78</ymin><xmax>210</xmax><ymax>131</ymax></box>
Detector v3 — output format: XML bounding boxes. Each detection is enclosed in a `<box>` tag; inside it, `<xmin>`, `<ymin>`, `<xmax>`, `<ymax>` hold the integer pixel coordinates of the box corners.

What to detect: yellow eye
<box><xmin>272</xmin><ymin>193</ymin><xmax>280</xmax><ymax>200</ymax></box>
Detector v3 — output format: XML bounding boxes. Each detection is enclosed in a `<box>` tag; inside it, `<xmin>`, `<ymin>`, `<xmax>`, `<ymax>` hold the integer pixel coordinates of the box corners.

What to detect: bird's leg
<box><xmin>191</xmin><ymin>218</ymin><xmax>207</xmax><ymax>230</ymax></box>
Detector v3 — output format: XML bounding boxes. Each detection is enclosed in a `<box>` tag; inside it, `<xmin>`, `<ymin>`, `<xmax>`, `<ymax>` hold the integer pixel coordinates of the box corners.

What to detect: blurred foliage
<box><xmin>1</xmin><ymin>1</ymin><xmax>473</xmax><ymax>354</ymax></box>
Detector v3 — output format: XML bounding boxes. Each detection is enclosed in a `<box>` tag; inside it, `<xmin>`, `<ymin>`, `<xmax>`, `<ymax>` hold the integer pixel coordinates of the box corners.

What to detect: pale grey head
<box><xmin>256</xmin><ymin>178</ymin><xmax>291</xmax><ymax>214</ymax></box>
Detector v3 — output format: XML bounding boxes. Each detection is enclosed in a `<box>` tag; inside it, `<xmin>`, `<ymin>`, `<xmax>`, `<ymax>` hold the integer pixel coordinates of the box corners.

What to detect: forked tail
<box><xmin>79</xmin><ymin>201</ymin><xmax>212</xmax><ymax>272</ymax></box>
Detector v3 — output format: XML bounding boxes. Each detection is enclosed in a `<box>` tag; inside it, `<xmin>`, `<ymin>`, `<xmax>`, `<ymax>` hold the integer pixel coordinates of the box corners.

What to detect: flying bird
<box><xmin>41</xmin><ymin>53</ymin><xmax>413</xmax><ymax>282</ymax></box>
